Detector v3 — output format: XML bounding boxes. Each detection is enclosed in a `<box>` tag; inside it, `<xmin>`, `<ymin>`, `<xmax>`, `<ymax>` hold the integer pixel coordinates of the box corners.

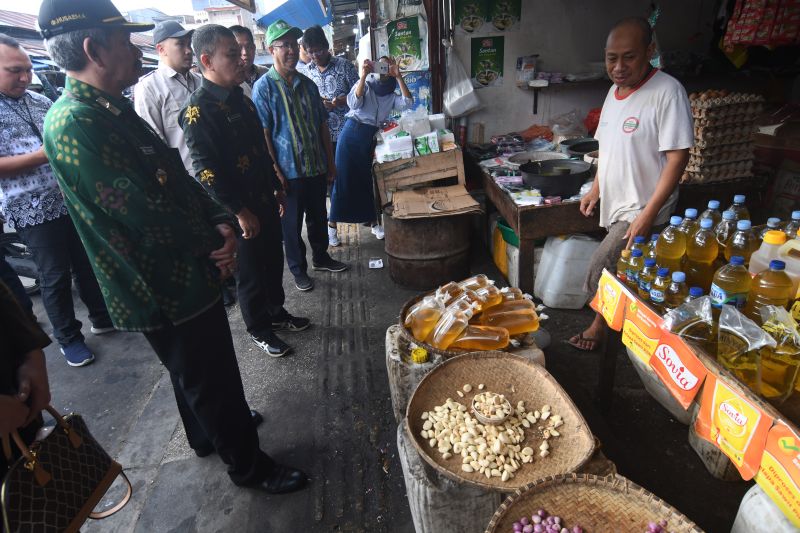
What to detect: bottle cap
<box><xmin>672</xmin><ymin>271</ymin><xmax>686</xmax><ymax>283</ymax></box>
<box><xmin>670</xmin><ymin>215</ymin><xmax>683</xmax><ymax>226</ymax></box>
<box><xmin>657</xmin><ymin>267</ymin><xmax>670</xmax><ymax>277</ymax></box>
<box><xmin>411</xmin><ymin>346</ymin><xmax>429</xmax><ymax>364</ymax></box>
<box><xmin>633</xmin><ymin>235</ymin><xmax>646</xmax><ymax>244</ymax></box>
<box><xmin>631</xmin><ymin>249</ymin><xmax>643</xmax><ymax>257</ymax></box>
<box><xmin>700</xmin><ymin>218</ymin><xmax>713</xmax><ymax>229</ymax></box>
<box><xmin>767</xmin><ymin>217</ymin><xmax>781</xmax><ymax>227</ymax></box>
<box><xmin>734</xmin><ymin>194</ymin><xmax>746</xmax><ymax>204</ymax></box>
<box><xmin>708</xmin><ymin>200</ymin><xmax>720</xmax><ymax>210</ymax></box>
<box><xmin>730</xmin><ymin>255</ymin><xmax>745</xmax><ymax>266</ymax></box>
<box><xmin>736</xmin><ymin>220</ymin><xmax>751</xmax><ymax>230</ymax></box>
<box><xmin>764</xmin><ymin>230</ymin><xmax>787</xmax><ymax>245</ymax></box>
<box><xmin>689</xmin><ymin>286</ymin><xmax>703</xmax><ymax>297</ymax></box>
<box><xmin>722</xmin><ymin>210</ymin><xmax>735</xmax><ymax>220</ymax></box>
<box><xmin>770</xmin><ymin>260</ymin><xmax>786</xmax><ymax>270</ymax></box>
<box><xmin>650</xmin><ymin>233</ymin><xmax>659</xmax><ymax>241</ymax></box>
<box><xmin>644</xmin><ymin>258</ymin><xmax>656</xmax><ymax>267</ymax></box>
<box><xmin>684</xmin><ymin>208</ymin><xmax>698</xmax><ymax>219</ymax></box>
<box><xmin>621</xmin><ymin>249</ymin><xmax>631</xmax><ymax>257</ymax></box>
<box><xmin>792</xmin><ymin>210</ymin><xmax>800</xmax><ymax>221</ymax></box>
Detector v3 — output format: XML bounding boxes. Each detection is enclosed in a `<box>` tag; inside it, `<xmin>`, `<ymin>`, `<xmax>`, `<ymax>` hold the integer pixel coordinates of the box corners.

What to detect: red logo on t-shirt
<box><xmin>622</xmin><ymin>117</ymin><xmax>640</xmax><ymax>133</ymax></box>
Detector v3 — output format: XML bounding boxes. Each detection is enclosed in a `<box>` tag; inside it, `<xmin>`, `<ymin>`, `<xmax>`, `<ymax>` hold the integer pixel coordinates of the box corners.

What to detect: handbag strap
<box><xmin>89</xmin><ymin>471</ymin><xmax>133</xmax><ymax>520</ymax></box>
<box><xmin>9</xmin><ymin>430</ymin><xmax>52</xmax><ymax>486</ymax></box>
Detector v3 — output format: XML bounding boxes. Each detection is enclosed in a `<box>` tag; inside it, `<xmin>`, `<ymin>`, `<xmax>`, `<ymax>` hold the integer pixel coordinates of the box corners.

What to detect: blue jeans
<box><xmin>17</xmin><ymin>216</ymin><xmax>111</xmax><ymax>346</ymax></box>
<box><xmin>281</xmin><ymin>174</ymin><xmax>331</xmax><ymax>277</ymax></box>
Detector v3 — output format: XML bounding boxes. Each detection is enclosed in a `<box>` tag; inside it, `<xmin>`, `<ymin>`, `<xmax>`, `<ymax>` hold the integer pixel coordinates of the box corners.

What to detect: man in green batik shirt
<box><xmin>37</xmin><ymin>0</ymin><xmax>308</xmax><ymax>494</ymax></box>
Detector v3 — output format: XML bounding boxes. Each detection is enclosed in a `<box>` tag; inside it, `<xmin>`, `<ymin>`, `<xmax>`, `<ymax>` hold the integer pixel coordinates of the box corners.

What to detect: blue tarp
<box><xmin>256</xmin><ymin>0</ymin><xmax>331</xmax><ymax>32</ymax></box>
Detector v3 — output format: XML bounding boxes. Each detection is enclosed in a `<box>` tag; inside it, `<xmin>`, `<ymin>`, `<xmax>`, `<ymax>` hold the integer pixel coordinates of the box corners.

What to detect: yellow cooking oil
<box><xmin>404</xmin><ymin>295</ymin><xmax>446</xmax><ymax>341</ymax></box>
<box><xmin>715</xmin><ymin>210</ymin><xmax>737</xmax><ymax>262</ymax></box>
<box><xmin>685</xmin><ymin>217</ymin><xmax>719</xmax><ymax>291</ymax></box>
<box><xmin>717</xmin><ymin>329</ymin><xmax>761</xmax><ymax>393</ymax></box>
<box><xmin>478</xmin><ymin>308</ymin><xmax>539</xmax><ymax>335</ymax></box>
<box><xmin>744</xmin><ymin>260</ymin><xmax>794</xmax><ymax>323</ymax></box>
<box><xmin>759</xmin><ymin>344</ymin><xmax>800</xmax><ymax>405</ymax></box>
<box><xmin>625</xmin><ymin>249</ymin><xmax>644</xmax><ymax>290</ymax></box>
<box><xmin>449</xmin><ymin>325</ymin><xmax>510</xmax><ymax>351</ymax></box>
<box><xmin>457</xmin><ymin>274</ymin><xmax>490</xmax><ymax>291</ymax></box>
<box><xmin>725</xmin><ymin>219</ymin><xmax>759</xmax><ymax>266</ymax></box>
<box><xmin>474</xmin><ymin>284</ymin><xmax>503</xmax><ymax>310</ymax></box>
<box><xmin>648</xmin><ymin>267</ymin><xmax>671</xmax><ymax>314</ymax></box>
<box><xmin>637</xmin><ymin>258</ymin><xmax>657</xmax><ymax>301</ymax></box>
<box><xmin>436</xmin><ymin>281</ymin><xmax>464</xmax><ymax>306</ymax></box>
<box><xmin>427</xmin><ymin>304</ymin><xmax>478</xmax><ymax>350</ymax></box>
<box><xmin>710</xmin><ymin>256</ymin><xmax>752</xmax><ymax>311</ymax></box>
<box><xmin>500</xmin><ymin>287</ymin><xmax>525</xmax><ymax>302</ymax></box>
<box><xmin>616</xmin><ymin>249</ymin><xmax>631</xmax><ymax>282</ymax></box>
<box><xmin>656</xmin><ymin>216</ymin><xmax>687</xmax><ymax>273</ymax></box>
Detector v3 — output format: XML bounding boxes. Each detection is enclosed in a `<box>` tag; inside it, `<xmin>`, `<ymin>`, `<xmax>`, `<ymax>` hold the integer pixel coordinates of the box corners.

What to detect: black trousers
<box><xmin>17</xmin><ymin>216</ymin><xmax>111</xmax><ymax>346</ymax></box>
<box><xmin>281</xmin><ymin>174</ymin><xmax>331</xmax><ymax>277</ymax></box>
<box><xmin>143</xmin><ymin>301</ymin><xmax>274</xmax><ymax>485</ymax></box>
<box><xmin>236</xmin><ymin>203</ymin><xmax>286</xmax><ymax>336</ymax></box>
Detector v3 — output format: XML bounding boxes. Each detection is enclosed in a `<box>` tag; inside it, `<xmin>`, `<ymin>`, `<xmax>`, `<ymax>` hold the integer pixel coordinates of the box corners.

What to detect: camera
<box><xmin>376</xmin><ymin>61</ymin><xmax>390</xmax><ymax>75</ymax></box>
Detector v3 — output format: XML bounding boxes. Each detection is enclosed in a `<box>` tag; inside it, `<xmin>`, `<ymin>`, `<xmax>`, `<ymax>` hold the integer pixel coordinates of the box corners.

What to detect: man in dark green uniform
<box><xmin>37</xmin><ymin>0</ymin><xmax>307</xmax><ymax>493</ymax></box>
<box><xmin>181</xmin><ymin>25</ymin><xmax>309</xmax><ymax>358</ymax></box>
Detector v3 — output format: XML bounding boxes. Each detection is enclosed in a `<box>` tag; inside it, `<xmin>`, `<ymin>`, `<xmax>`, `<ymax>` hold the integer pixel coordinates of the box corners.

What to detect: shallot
<box><xmin>509</xmin><ymin>509</ymin><xmax>583</xmax><ymax>533</ymax></box>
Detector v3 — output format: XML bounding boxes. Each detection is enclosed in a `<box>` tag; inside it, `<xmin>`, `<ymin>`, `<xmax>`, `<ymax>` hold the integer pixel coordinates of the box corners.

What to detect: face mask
<box><xmin>373</xmin><ymin>76</ymin><xmax>397</xmax><ymax>96</ymax></box>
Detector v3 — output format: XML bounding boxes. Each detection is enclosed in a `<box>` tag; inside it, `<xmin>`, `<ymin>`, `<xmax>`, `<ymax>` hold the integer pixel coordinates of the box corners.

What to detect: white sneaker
<box><xmin>328</xmin><ymin>226</ymin><xmax>340</xmax><ymax>247</ymax></box>
<box><xmin>371</xmin><ymin>224</ymin><xmax>385</xmax><ymax>240</ymax></box>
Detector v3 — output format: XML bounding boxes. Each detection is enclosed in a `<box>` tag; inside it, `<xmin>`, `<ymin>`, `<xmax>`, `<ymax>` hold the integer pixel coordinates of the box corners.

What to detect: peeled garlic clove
<box><xmin>463</xmin><ymin>384</ymin><xmax>472</xmax><ymax>393</ymax></box>
<box><xmin>462</xmin><ymin>464</ymin><xmax>474</xmax><ymax>473</ymax></box>
<box><xmin>429</xmin><ymin>438</ymin><xmax>437</xmax><ymax>447</ymax></box>
<box><xmin>457</xmin><ymin>391</ymin><xmax>464</xmax><ymax>398</ymax></box>
<box><xmin>501</xmin><ymin>470</ymin><xmax>510</xmax><ymax>482</ymax></box>
<box><xmin>478</xmin><ymin>384</ymin><xmax>485</xmax><ymax>390</ymax></box>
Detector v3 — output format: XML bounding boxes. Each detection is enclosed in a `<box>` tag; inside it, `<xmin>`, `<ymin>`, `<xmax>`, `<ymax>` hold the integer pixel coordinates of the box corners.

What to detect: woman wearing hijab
<box><xmin>328</xmin><ymin>56</ymin><xmax>412</xmax><ymax>245</ymax></box>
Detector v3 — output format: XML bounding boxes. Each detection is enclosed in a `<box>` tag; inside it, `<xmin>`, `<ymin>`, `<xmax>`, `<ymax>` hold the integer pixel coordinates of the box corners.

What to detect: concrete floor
<box><xmin>32</xmin><ymin>222</ymin><xmax>749</xmax><ymax>533</ymax></box>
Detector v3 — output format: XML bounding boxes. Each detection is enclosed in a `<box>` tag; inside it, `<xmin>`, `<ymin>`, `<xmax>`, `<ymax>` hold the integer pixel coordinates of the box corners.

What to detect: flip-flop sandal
<box><xmin>566</xmin><ymin>333</ymin><xmax>600</xmax><ymax>352</ymax></box>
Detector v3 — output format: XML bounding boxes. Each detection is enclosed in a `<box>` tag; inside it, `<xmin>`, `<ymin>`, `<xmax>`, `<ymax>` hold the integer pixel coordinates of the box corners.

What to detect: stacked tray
<box><xmin>682</xmin><ymin>90</ymin><xmax>764</xmax><ymax>184</ymax></box>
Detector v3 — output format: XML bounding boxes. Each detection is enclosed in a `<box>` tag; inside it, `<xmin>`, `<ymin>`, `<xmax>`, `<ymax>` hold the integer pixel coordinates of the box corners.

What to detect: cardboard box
<box><xmin>391</xmin><ymin>184</ymin><xmax>480</xmax><ymax>219</ymax></box>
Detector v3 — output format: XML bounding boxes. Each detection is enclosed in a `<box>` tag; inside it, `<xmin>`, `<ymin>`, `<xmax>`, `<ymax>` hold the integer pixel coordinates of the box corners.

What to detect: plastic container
<box><xmin>404</xmin><ymin>294</ymin><xmax>447</xmax><ymax>341</ymax></box>
<box><xmin>715</xmin><ymin>210</ymin><xmax>737</xmax><ymax>261</ymax></box>
<box><xmin>645</xmin><ymin>233</ymin><xmax>659</xmax><ymax>261</ymax></box>
<box><xmin>478</xmin><ymin>298</ymin><xmax>536</xmax><ymax>320</ymax></box>
<box><xmin>616</xmin><ymin>249</ymin><xmax>631</xmax><ymax>283</ymax></box>
<box><xmin>625</xmin><ymin>249</ymin><xmax>644</xmax><ymax>290</ymax></box>
<box><xmin>777</xmin><ymin>237</ymin><xmax>800</xmax><ymax>299</ymax></box>
<box><xmin>727</xmin><ymin>194</ymin><xmax>751</xmax><ymax>221</ymax></box>
<box><xmin>686</xmin><ymin>286</ymin><xmax>704</xmax><ymax>302</ymax></box>
<box><xmin>700</xmin><ymin>200</ymin><xmax>722</xmax><ymax>229</ymax></box>
<box><xmin>533</xmin><ymin>234</ymin><xmax>601</xmax><ymax>309</ymax></box>
<box><xmin>458</xmin><ymin>274</ymin><xmax>490</xmax><ymax>292</ymax></box>
<box><xmin>637</xmin><ymin>258</ymin><xmax>658</xmax><ymax>301</ymax></box>
<box><xmin>665</xmin><ymin>271</ymin><xmax>688</xmax><ymax>311</ymax></box>
<box><xmin>783</xmin><ymin>210</ymin><xmax>800</xmax><ymax>240</ymax></box>
<box><xmin>656</xmin><ymin>216</ymin><xmax>687</xmax><ymax>273</ymax></box>
<box><xmin>649</xmin><ymin>267</ymin><xmax>671</xmax><ymax>314</ymax></box>
<box><xmin>449</xmin><ymin>325</ymin><xmax>510</xmax><ymax>351</ymax></box>
<box><xmin>685</xmin><ymin>217</ymin><xmax>719</xmax><ymax>291</ymax></box>
<box><xmin>744</xmin><ymin>260</ymin><xmax>794</xmax><ymax>322</ymax></box>
<box><xmin>499</xmin><ymin>286</ymin><xmax>525</xmax><ymax>302</ymax></box>
<box><xmin>630</xmin><ymin>235</ymin><xmax>647</xmax><ymax>256</ymax></box>
<box><xmin>759</xmin><ymin>217</ymin><xmax>783</xmax><ymax>239</ymax></box>
<box><xmin>427</xmin><ymin>303</ymin><xmax>479</xmax><ymax>349</ymax></box>
<box><xmin>478</xmin><ymin>306</ymin><xmax>539</xmax><ymax>335</ymax></box>
<box><xmin>474</xmin><ymin>284</ymin><xmax>503</xmax><ymax>310</ymax></box>
<box><xmin>749</xmin><ymin>230</ymin><xmax>787</xmax><ymax>276</ymax></box>
<box><xmin>710</xmin><ymin>256</ymin><xmax>752</xmax><ymax>310</ymax></box>
<box><xmin>677</xmin><ymin>208</ymin><xmax>699</xmax><ymax>236</ymax></box>
<box><xmin>725</xmin><ymin>219</ymin><xmax>759</xmax><ymax>266</ymax></box>
<box><xmin>731</xmin><ymin>484</ymin><xmax>797</xmax><ymax>533</ymax></box>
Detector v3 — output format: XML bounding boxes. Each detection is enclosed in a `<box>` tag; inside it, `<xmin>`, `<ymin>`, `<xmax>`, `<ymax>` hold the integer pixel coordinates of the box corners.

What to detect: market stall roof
<box><xmin>0</xmin><ymin>9</ymin><xmax>37</xmax><ymax>30</ymax></box>
<box><xmin>256</xmin><ymin>0</ymin><xmax>331</xmax><ymax>32</ymax></box>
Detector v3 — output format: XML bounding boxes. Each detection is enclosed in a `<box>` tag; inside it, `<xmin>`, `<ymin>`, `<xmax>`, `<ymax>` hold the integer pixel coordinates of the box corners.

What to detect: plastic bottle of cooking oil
<box><xmin>481</xmin><ymin>298</ymin><xmax>535</xmax><ymax>317</ymax></box>
<box><xmin>710</xmin><ymin>256</ymin><xmax>752</xmax><ymax>310</ymax></box>
<box><xmin>649</xmin><ymin>267</ymin><xmax>671</xmax><ymax>313</ymax></box>
<box><xmin>744</xmin><ymin>260</ymin><xmax>794</xmax><ymax>323</ymax></box>
<box><xmin>474</xmin><ymin>284</ymin><xmax>503</xmax><ymax>310</ymax></box>
<box><xmin>499</xmin><ymin>286</ymin><xmax>525</xmax><ymax>302</ymax></box>
<box><xmin>725</xmin><ymin>219</ymin><xmax>759</xmax><ymax>266</ymax></box>
<box><xmin>777</xmin><ymin>237</ymin><xmax>800</xmax><ymax>300</ymax></box>
<box><xmin>750</xmin><ymin>230</ymin><xmax>787</xmax><ymax>275</ymax></box>
<box><xmin>685</xmin><ymin>217</ymin><xmax>719</xmax><ymax>291</ymax></box>
<box><xmin>760</xmin><ymin>218</ymin><xmax>783</xmax><ymax>239</ymax></box>
<box><xmin>678</xmin><ymin>208</ymin><xmax>699</xmax><ymax>237</ymax></box>
<box><xmin>656</xmin><ymin>216</ymin><xmax>687</xmax><ymax>273</ymax></box>
<box><xmin>617</xmin><ymin>249</ymin><xmax>631</xmax><ymax>282</ymax></box>
<box><xmin>715</xmin><ymin>210</ymin><xmax>737</xmax><ymax>261</ymax></box>
<box><xmin>436</xmin><ymin>281</ymin><xmax>464</xmax><ymax>306</ymax></box>
<box><xmin>727</xmin><ymin>194</ymin><xmax>751</xmax><ymax>221</ymax></box>
<box><xmin>665</xmin><ymin>271</ymin><xmax>689</xmax><ymax>311</ymax></box>
<box><xmin>404</xmin><ymin>294</ymin><xmax>447</xmax><ymax>341</ymax></box>
<box><xmin>685</xmin><ymin>286</ymin><xmax>704</xmax><ymax>302</ymax></box>
<box><xmin>630</xmin><ymin>235</ymin><xmax>647</xmax><ymax>256</ymax></box>
<box><xmin>427</xmin><ymin>302</ymin><xmax>480</xmax><ymax>350</ymax></box>
<box><xmin>637</xmin><ymin>258</ymin><xmax>658</xmax><ymax>301</ymax></box>
<box><xmin>478</xmin><ymin>304</ymin><xmax>539</xmax><ymax>335</ymax></box>
<box><xmin>784</xmin><ymin>210</ymin><xmax>800</xmax><ymax>240</ymax></box>
<box><xmin>458</xmin><ymin>274</ymin><xmax>491</xmax><ymax>291</ymax></box>
<box><xmin>625</xmin><ymin>249</ymin><xmax>644</xmax><ymax>290</ymax></box>
<box><xmin>701</xmin><ymin>200</ymin><xmax>723</xmax><ymax>229</ymax></box>
<box><xmin>449</xmin><ymin>325</ymin><xmax>510</xmax><ymax>351</ymax></box>
<box><xmin>646</xmin><ymin>234</ymin><xmax>659</xmax><ymax>261</ymax></box>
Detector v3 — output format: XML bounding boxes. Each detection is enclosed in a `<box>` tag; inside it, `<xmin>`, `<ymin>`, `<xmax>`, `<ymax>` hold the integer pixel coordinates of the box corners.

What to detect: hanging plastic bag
<box><xmin>443</xmin><ymin>40</ymin><xmax>481</xmax><ymax>117</ymax></box>
<box><xmin>549</xmin><ymin>109</ymin><xmax>588</xmax><ymax>145</ymax></box>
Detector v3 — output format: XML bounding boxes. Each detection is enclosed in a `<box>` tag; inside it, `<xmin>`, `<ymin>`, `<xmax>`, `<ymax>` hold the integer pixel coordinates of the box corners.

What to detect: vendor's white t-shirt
<box><xmin>594</xmin><ymin>69</ymin><xmax>694</xmax><ymax>228</ymax></box>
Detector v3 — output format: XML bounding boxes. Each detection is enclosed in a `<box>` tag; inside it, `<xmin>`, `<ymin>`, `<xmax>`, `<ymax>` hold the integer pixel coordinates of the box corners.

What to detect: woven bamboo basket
<box><xmin>485</xmin><ymin>474</ymin><xmax>704</xmax><ymax>533</ymax></box>
<box><xmin>406</xmin><ymin>352</ymin><xmax>595</xmax><ymax>492</ymax></box>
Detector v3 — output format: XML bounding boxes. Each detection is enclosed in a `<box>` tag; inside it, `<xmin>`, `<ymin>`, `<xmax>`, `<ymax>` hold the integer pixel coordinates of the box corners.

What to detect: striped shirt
<box><xmin>252</xmin><ymin>67</ymin><xmax>328</xmax><ymax>180</ymax></box>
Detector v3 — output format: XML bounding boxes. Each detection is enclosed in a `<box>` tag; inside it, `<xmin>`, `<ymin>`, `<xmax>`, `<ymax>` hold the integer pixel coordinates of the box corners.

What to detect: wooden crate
<box><xmin>374</xmin><ymin>148</ymin><xmax>466</xmax><ymax>206</ymax></box>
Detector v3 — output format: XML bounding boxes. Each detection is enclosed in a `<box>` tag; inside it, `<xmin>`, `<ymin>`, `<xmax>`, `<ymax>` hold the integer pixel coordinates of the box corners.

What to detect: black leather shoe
<box><xmin>194</xmin><ymin>444</ymin><xmax>214</xmax><ymax>458</ymax></box>
<box><xmin>254</xmin><ymin>464</ymin><xmax>309</xmax><ymax>494</ymax></box>
<box><xmin>250</xmin><ymin>409</ymin><xmax>264</xmax><ymax>428</ymax></box>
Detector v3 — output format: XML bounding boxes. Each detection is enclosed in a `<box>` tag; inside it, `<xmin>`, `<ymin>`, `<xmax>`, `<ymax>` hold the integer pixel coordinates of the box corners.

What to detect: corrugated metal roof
<box><xmin>0</xmin><ymin>10</ymin><xmax>38</xmax><ymax>31</ymax></box>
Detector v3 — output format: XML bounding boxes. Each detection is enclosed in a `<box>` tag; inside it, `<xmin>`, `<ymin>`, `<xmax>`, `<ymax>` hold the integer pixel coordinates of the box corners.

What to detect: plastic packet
<box><xmin>549</xmin><ymin>109</ymin><xmax>587</xmax><ymax>144</ymax></box>
<box><xmin>443</xmin><ymin>40</ymin><xmax>481</xmax><ymax>117</ymax></box>
<box><xmin>758</xmin><ymin>306</ymin><xmax>800</xmax><ymax>404</ymax></box>
<box><xmin>662</xmin><ymin>296</ymin><xmax>717</xmax><ymax>352</ymax></box>
<box><xmin>760</xmin><ymin>306</ymin><xmax>800</xmax><ymax>348</ymax></box>
<box><xmin>717</xmin><ymin>305</ymin><xmax>777</xmax><ymax>390</ymax></box>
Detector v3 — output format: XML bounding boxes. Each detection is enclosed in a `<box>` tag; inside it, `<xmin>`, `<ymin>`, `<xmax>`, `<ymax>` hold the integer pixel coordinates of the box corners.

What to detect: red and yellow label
<box><xmin>695</xmin><ymin>374</ymin><xmax>773</xmax><ymax>480</ymax></box>
<box><xmin>649</xmin><ymin>331</ymin><xmax>707</xmax><ymax>409</ymax></box>
<box><xmin>590</xmin><ymin>269</ymin><xmax>628</xmax><ymax>331</ymax></box>
<box><xmin>622</xmin><ymin>299</ymin><xmax>663</xmax><ymax>364</ymax></box>
<box><xmin>756</xmin><ymin>421</ymin><xmax>800</xmax><ymax>527</ymax></box>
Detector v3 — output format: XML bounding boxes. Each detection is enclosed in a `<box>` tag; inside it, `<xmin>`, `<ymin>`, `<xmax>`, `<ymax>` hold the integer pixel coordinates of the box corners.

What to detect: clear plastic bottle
<box><xmin>727</xmin><ymin>194</ymin><xmax>751</xmax><ymax>221</ymax></box>
<box><xmin>685</xmin><ymin>286</ymin><xmax>704</xmax><ymax>302</ymax></box>
<box><xmin>701</xmin><ymin>200</ymin><xmax>723</xmax><ymax>229</ymax></box>
<box><xmin>685</xmin><ymin>217</ymin><xmax>719</xmax><ymax>291</ymax></box>
<box><xmin>436</xmin><ymin>281</ymin><xmax>464</xmax><ymax>306</ymax></box>
<box><xmin>478</xmin><ymin>306</ymin><xmax>539</xmax><ymax>335</ymax></box>
<box><xmin>404</xmin><ymin>294</ymin><xmax>447</xmax><ymax>341</ymax></box>
<box><xmin>649</xmin><ymin>267</ymin><xmax>671</xmax><ymax>314</ymax></box>
<box><xmin>750</xmin><ymin>230</ymin><xmax>788</xmax><ymax>276</ymax></box>
<box><xmin>479</xmin><ymin>298</ymin><xmax>535</xmax><ymax>320</ymax></box>
<box><xmin>625</xmin><ymin>249</ymin><xmax>644</xmax><ymax>290</ymax></box>
<box><xmin>715</xmin><ymin>210</ymin><xmax>737</xmax><ymax>261</ymax></box>
<box><xmin>656</xmin><ymin>216</ymin><xmax>687</xmax><ymax>273</ymax></box>
<box><xmin>784</xmin><ymin>210</ymin><xmax>800</xmax><ymax>240</ymax></box>
<box><xmin>760</xmin><ymin>218</ymin><xmax>783</xmax><ymax>239</ymax></box>
<box><xmin>637</xmin><ymin>258</ymin><xmax>658</xmax><ymax>301</ymax></box>
<box><xmin>616</xmin><ymin>249</ymin><xmax>631</xmax><ymax>282</ymax></box>
<box><xmin>457</xmin><ymin>274</ymin><xmax>490</xmax><ymax>292</ymax></box>
<box><xmin>630</xmin><ymin>235</ymin><xmax>647</xmax><ymax>256</ymax></box>
<box><xmin>474</xmin><ymin>284</ymin><xmax>503</xmax><ymax>310</ymax></box>
<box><xmin>646</xmin><ymin>233</ymin><xmax>659</xmax><ymax>261</ymax></box>
<box><xmin>678</xmin><ymin>208</ymin><xmax>699</xmax><ymax>237</ymax></box>
<box><xmin>427</xmin><ymin>303</ymin><xmax>479</xmax><ymax>349</ymax></box>
<box><xmin>710</xmin><ymin>255</ymin><xmax>752</xmax><ymax>310</ymax></box>
<box><xmin>665</xmin><ymin>272</ymin><xmax>689</xmax><ymax>310</ymax></box>
<box><xmin>499</xmin><ymin>286</ymin><xmax>525</xmax><ymax>302</ymax></box>
<box><xmin>744</xmin><ymin>260</ymin><xmax>794</xmax><ymax>323</ymax></box>
<box><xmin>449</xmin><ymin>325</ymin><xmax>510</xmax><ymax>351</ymax></box>
<box><xmin>725</xmin><ymin>219</ymin><xmax>759</xmax><ymax>266</ymax></box>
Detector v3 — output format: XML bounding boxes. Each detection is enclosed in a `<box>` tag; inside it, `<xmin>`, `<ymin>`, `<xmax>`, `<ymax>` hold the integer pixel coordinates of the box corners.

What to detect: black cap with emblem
<box><xmin>38</xmin><ymin>0</ymin><xmax>155</xmax><ymax>39</ymax></box>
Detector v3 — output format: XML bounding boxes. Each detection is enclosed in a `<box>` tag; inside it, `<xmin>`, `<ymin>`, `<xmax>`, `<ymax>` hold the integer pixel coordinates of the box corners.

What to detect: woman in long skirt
<box><xmin>328</xmin><ymin>56</ymin><xmax>413</xmax><ymax>246</ymax></box>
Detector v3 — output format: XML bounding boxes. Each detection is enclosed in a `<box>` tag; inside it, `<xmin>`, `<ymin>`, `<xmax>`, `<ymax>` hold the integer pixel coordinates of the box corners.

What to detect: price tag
<box><xmin>756</xmin><ymin>421</ymin><xmax>800</xmax><ymax>527</ymax></box>
<box><xmin>590</xmin><ymin>269</ymin><xmax>628</xmax><ymax>331</ymax></box>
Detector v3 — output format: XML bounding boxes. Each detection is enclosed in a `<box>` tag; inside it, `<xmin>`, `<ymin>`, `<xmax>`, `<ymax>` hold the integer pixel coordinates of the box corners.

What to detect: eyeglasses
<box><xmin>305</xmin><ymin>48</ymin><xmax>328</xmax><ymax>57</ymax></box>
<box><xmin>272</xmin><ymin>42</ymin><xmax>299</xmax><ymax>50</ymax></box>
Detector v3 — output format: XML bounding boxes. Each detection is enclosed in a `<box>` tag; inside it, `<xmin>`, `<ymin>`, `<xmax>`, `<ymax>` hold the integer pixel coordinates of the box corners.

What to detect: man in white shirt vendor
<box><xmin>568</xmin><ymin>17</ymin><xmax>693</xmax><ymax>351</ymax></box>
<box><xmin>133</xmin><ymin>21</ymin><xmax>199</xmax><ymax>176</ymax></box>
